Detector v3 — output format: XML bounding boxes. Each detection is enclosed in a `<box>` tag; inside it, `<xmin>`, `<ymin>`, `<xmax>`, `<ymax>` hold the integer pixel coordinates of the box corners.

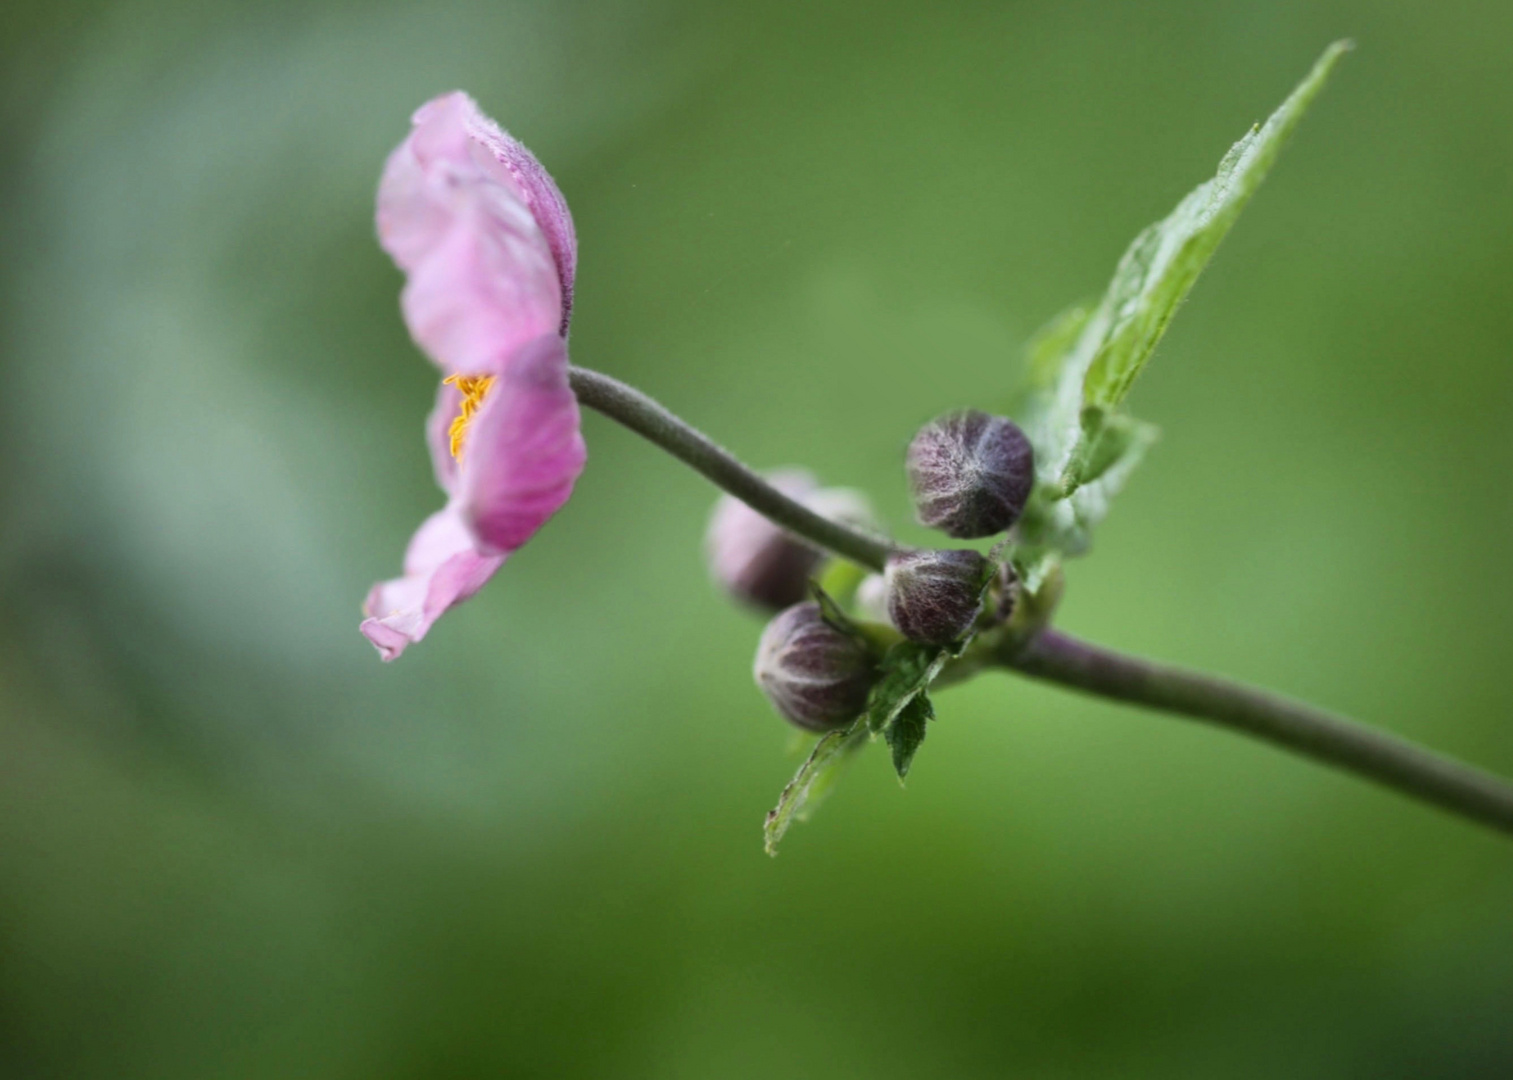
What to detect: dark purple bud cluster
<box><xmin>752</xmin><ymin>602</ymin><xmax>877</xmax><ymax>732</ymax></box>
<box><xmin>906</xmin><ymin>410</ymin><xmax>1034</xmax><ymax>539</ymax></box>
<box><xmin>885</xmin><ymin>548</ymin><xmax>989</xmax><ymax>645</ymax></box>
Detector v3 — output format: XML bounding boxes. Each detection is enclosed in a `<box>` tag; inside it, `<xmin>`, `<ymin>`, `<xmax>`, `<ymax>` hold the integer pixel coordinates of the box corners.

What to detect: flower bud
<box><xmin>906</xmin><ymin>410</ymin><xmax>1034</xmax><ymax>539</ymax></box>
<box><xmin>853</xmin><ymin>573</ymin><xmax>892</xmax><ymax>627</ymax></box>
<box><xmin>706</xmin><ymin>469</ymin><xmax>875</xmax><ymax>612</ymax></box>
<box><xmin>885</xmin><ymin>548</ymin><xmax>989</xmax><ymax>645</ymax></box>
<box><xmin>753</xmin><ymin>602</ymin><xmax>877</xmax><ymax>732</ymax></box>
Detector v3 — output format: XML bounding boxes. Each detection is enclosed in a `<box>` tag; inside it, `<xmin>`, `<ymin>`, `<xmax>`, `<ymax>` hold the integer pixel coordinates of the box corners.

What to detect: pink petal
<box><xmin>361</xmin><ymin>506</ymin><xmax>506</xmax><ymax>661</ymax></box>
<box><xmin>457</xmin><ymin>334</ymin><xmax>586</xmax><ymax>555</ymax></box>
<box><xmin>377</xmin><ymin>92</ymin><xmax>574</xmax><ymax>375</ymax></box>
<box><xmin>457</xmin><ymin>102</ymin><xmax>578</xmax><ymax>331</ymax></box>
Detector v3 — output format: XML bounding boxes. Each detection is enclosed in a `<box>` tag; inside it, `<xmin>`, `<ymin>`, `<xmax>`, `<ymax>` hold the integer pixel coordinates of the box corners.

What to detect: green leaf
<box><xmin>763</xmin><ymin>720</ymin><xmax>868</xmax><ymax>856</ymax></box>
<box><xmin>1065</xmin><ymin>415</ymin><xmax>1159</xmax><ymax>536</ymax></box>
<box><xmin>885</xmin><ymin>694</ymin><xmax>933</xmax><ymax>781</ymax></box>
<box><xmin>865</xmin><ymin>643</ymin><xmax>950</xmax><ymax>734</ymax></box>
<box><xmin>1019</xmin><ymin>414</ymin><xmax>1160</xmax><ymax>557</ymax></box>
<box><xmin>864</xmin><ymin>629</ymin><xmax>984</xmax><ymax>781</ymax></box>
<box><xmin>1034</xmin><ymin>41</ymin><xmax>1349</xmax><ymax>494</ymax></box>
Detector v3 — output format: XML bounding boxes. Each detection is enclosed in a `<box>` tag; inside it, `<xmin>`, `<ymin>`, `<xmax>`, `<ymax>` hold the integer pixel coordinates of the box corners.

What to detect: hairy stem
<box><xmin>570</xmin><ymin>363</ymin><xmax>1513</xmax><ymax>838</ymax></box>
<box><xmin>1007</xmin><ymin>629</ymin><xmax>1513</xmax><ymax>835</ymax></box>
<box><xmin>569</xmin><ymin>365</ymin><xmax>894</xmax><ymax>571</ymax></box>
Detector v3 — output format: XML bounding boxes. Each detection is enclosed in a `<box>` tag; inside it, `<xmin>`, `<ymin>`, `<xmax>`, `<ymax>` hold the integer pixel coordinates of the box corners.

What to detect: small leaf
<box><xmin>1018</xmin><ymin>415</ymin><xmax>1159</xmax><ymax>557</ymax></box>
<box><xmin>1064</xmin><ymin>416</ymin><xmax>1158</xmax><ymax>536</ymax></box>
<box><xmin>1036</xmin><ymin>41</ymin><xmax>1349</xmax><ymax>493</ymax></box>
<box><xmin>886</xmin><ymin>694</ymin><xmax>933</xmax><ymax>781</ymax></box>
<box><xmin>764</xmin><ymin>721</ymin><xmax>868</xmax><ymax>856</ymax></box>
<box><xmin>866</xmin><ymin>642</ymin><xmax>951</xmax><ymax>734</ymax></box>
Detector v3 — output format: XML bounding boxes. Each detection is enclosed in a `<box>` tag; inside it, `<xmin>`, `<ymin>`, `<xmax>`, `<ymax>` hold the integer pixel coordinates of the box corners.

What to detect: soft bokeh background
<box><xmin>4</xmin><ymin>1</ymin><xmax>1512</xmax><ymax>1076</ymax></box>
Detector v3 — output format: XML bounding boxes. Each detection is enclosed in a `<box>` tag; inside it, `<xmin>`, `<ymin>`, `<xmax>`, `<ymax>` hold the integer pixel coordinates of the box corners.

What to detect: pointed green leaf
<box><xmin>864</xmin><ymin>575</ymin><xmax>990</xmax><ymax>780</ymax></box>
<box><xmin>1064</xmin><ymin>415</ymin><xmax>1159</xmax><ymax>537</ymax></box>
<box><xmin>865</xmin><ymin>642</ymin><xmax>946</xmax><ymax>734</ymax></box>
<box><xmin>1018</xmin><ymin>414</ymin><xmax>1160</xmax><ymax>556</ymax></box>
<box><xmin>885</xmin><ymin>694</ymin><xmax>933</xmax><ymax>781</ymax></box>
<box><xmin>764</xmin><ymin>720</ymin><xmax>868</xmax><ymax>856</ymax></box>
<box><xmin>1037</xmin><ymin>41</ymin><xmax>1349</xmax><ymax>493</ymax></box>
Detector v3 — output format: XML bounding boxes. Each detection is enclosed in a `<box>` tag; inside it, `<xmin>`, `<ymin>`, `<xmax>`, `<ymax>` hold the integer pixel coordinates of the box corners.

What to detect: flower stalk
<box><xmin>567</xmin><ymin>366</ymin><xmax>895</xmax><ymax>571</ymax></box>
<box><xmin>1009</xmin><ymin>630</ymin><xmax>1513</xmax><ymax>834</ymax></box>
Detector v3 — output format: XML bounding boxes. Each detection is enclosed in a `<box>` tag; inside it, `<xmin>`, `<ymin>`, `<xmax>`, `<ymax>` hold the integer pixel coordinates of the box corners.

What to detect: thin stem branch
<box><xmin>569</xmin><ymin>365</ymin><xmax>895</xmax><ymax>571</ymax></box>
<box><xmin>1006</xmin><ymin>629</ymin><xmax>1513</xmax><ymax>835</ymax></box>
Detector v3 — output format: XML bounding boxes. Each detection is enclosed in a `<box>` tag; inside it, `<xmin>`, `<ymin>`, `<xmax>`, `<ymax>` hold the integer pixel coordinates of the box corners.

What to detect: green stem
<box><xmin>568</xmin><ymin>366</ymin><xmax>895</xmax><ymax>571</ymax></box>
<box><xmin>569</xmin><ymin>362</ymin><xmax>1513</xmax><ymax>838</ymax></box>
<box><xmin>1006</xmin><ymin>629</ymin><xmax>1513</xmax><ymax>835</ymax></box>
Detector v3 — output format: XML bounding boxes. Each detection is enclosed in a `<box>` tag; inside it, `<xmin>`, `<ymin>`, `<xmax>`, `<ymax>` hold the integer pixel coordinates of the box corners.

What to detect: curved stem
<box><xmin>1007</xmin><ymin>629</ymin><xmax>1513</xmax><ymax>835</ymax></box>
<box><xmin>569</xmin><ymin>365</ymin><xmax>895</xmax><ymax>571</ymax></box>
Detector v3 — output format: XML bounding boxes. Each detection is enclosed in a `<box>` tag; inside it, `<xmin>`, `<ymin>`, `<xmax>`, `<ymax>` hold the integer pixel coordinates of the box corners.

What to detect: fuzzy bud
<box><xmin>753</xmin><ymin>602</ymin><xmax>877</xmax><ymax>732</ymax></box>
<box><xmin>906</xmin><ymin>410</ymin><xmax>1034</xmax><ymax>539</ymax></box>
<box><xmin>706</xmin><ymin>469</ymin><xmax>874</xmax><ymax>612</ymax></box>
<box><xmin>885</xmin><ymin>548</ymin><xmax>990</xmax><ymax>645</ymax></box>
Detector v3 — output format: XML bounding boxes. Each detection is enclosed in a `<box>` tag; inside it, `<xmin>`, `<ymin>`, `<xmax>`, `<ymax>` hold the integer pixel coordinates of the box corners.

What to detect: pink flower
<box><xmin>361</xmin><ymin>93</ymin><xmax>586</xmax><ymax>660</ymax></box>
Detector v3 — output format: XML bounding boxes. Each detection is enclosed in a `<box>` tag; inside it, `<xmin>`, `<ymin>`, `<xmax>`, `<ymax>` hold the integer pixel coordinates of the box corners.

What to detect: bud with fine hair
<box><xmin>753</xmin><ymin>602</ymin><xmax>877</xmax><ymax>732</ymax></box>
<box><xmin>706</xmin><ymin>469</ymin><xmax>875</xmax><ymax>612</ymax></box>
<box><xmin>885</xmin><ymin>548</ymin><xmax>990</xmax><ymax>645</ymax></box>
<box><xmin>906</xmin><ymin>410</ymin><xmax>1034</xmax><ymax>539</ymax></box>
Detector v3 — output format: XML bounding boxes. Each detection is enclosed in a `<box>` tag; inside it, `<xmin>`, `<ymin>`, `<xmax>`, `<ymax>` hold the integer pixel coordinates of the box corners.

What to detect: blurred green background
<box><xmin>4</xmin><ymin>1</ymin><xmax>1512</xmax><ymax>1076</ymax></box>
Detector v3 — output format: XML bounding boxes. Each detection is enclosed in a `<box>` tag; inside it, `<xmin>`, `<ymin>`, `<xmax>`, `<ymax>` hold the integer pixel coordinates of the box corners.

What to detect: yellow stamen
<box><xmin>442</xmin><ymin>374</ymin><xmax>496</xmax><ymax>460</ymax></box>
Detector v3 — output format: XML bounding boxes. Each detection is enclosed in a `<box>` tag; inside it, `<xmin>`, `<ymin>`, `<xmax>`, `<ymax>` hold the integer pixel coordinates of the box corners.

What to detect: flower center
<box><xmin>442</xmin><ymin>374</ymin><xmax>496</xmax><ymax>460</ymax></box>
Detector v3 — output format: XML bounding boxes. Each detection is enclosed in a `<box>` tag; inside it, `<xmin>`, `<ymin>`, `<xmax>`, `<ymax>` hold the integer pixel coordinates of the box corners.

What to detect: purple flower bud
<box><xmin>906</xmin><ymin>410</ymin><xmax>1034</xmax><ymax>539</ymax></box>
<box><xmin>885</xmin><ymin>549</ymin><xmax>990</xmax><ymax>645</ymax></box>
<box><xmin>707</xmin><ymin>470</ymin><xmax>875</xmax><ymax>612</ymax></box>
<box><xmin>753</xmin><ymin>603</ymin><xmax>878</xmax><ymax>732</ymax></box>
